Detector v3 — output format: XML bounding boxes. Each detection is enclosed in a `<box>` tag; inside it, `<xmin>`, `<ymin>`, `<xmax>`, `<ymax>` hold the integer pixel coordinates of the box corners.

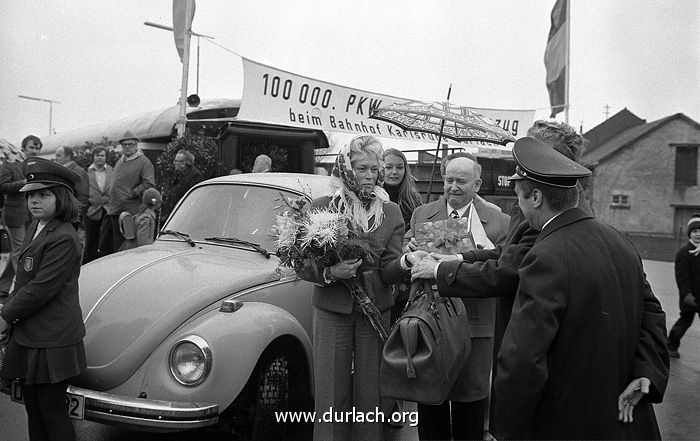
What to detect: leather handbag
<box><xmin>380</xmin><ymin>279</ymin><xmax>471</xmax><ymax>405</ymax></box>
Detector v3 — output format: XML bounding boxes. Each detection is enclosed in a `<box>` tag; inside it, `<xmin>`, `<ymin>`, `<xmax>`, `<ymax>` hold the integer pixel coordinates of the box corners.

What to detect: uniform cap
<box><xmin>508</xmin><ymin>137</ymin><xmax>591</xmax><ymax>188</ymax></box>
<box><xmin>20</xmin><ymin>157</ymin><xmax>82</xmax><ymax>193</ymax></box>
<box><xmin>119</xmin><ymin>130</ymin><xmax>139</xmax><ymax>144</ymax></box>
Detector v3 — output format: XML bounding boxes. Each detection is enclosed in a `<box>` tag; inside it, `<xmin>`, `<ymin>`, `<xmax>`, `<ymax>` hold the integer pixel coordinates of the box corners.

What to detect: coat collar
<box><xmin>535</xmin><ymin>207</ymin><xmax>593</xmax><ymax>245</ymax></box>
<box><xmin>422</xmin><ymin>195</ymin><xmax>492</xmax><ymax>225</ymax></box>
<box><xmin>20</xmin><ymin>217</ymin><xmax>63</xmax><ymax>256</ymax></box>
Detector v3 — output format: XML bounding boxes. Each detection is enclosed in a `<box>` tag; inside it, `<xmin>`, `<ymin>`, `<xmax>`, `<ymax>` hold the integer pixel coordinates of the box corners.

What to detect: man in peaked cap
<box><xmin>107</xmin><ymin>130</ymin><xmax>155</xmax><ymax>252</ymax></box>
<box><xmin>490</xmin><ymin>138</ymin><xmax>669</xmax><ymax>440</ymax></box>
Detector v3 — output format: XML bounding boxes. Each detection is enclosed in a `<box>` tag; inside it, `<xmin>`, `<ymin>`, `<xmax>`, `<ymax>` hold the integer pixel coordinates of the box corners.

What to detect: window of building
<box><xmin>611</xmin><ymin>193</ymin><xmax>630</xmax><ymax>209</ymax></box>
<box><xmin>674</xmin><ymin>145</ymin><xmax>699</xmax><ymax>186</ymax></box>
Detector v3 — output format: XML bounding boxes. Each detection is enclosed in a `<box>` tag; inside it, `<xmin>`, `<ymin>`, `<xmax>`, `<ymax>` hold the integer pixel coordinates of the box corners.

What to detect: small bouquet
<box><xmin>414</xmin><ymin>218</ymin><xmax>477</xmax><ymax>255</ymax></box>
<box><xmin>272</xmin><ymin>194</ymin><xmax>388</xmax><ymax>341</ymax></box>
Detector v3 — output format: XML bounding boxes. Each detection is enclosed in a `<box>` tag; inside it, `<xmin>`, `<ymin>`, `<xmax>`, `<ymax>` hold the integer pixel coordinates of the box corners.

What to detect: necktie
<box><xmin>450</xmin><ymin>210</ymin><xmax>459</xmax><ymax>219</ymax></box>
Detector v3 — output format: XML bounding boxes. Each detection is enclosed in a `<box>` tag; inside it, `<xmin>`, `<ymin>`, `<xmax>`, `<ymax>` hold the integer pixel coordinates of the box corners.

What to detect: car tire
<box><xmin>225</xmin><ymin>350</ymin><xmax>291</xmax><ymax>441</ymax></box>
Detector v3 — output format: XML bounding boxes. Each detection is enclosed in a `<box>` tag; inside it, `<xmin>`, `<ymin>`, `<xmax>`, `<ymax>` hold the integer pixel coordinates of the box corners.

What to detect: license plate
<box><xmin>10</xmin><ymin>380</ymin><xmax>85</xmax><ymax>420</ymax></box>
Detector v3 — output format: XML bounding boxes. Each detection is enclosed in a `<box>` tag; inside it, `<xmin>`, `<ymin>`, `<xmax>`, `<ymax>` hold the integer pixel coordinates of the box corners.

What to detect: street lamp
<box><xmin>144</xmin><ymin>21</ymin><xmax>214</xmax><ymax>95</ymax></box>
<box><xmin>18</xmin><ymin>95</ymin><xmax>60</xmax><ymax>135</ymax></box>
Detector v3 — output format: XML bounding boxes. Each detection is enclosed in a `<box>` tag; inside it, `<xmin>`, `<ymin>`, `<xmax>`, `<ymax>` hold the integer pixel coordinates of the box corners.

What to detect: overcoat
<box><xmin>407</xmin><ymin>195</ymin><xmax>509</xmax><ymax>401</ymax></box>
<box><xmin>495</xmin><ymin>207</ymin><xmax>669</xmax><ymax>440</ymax></box>
<box><xmin>306</xmin><ymin>196</ymin><xmax>407</xmax><ymax>313</ymax></box>
<box><xmin>1</xmin><ymin>218</ymin><xmax>85</xmax><ymax>348</ymax></box>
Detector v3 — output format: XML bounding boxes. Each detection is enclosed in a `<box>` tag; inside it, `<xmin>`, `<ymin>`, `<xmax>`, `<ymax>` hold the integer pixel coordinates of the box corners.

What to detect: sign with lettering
<box><xmin>238</xmin><ymin>58</ymin><xmax>535</xmax><ymax>152</ymax></box>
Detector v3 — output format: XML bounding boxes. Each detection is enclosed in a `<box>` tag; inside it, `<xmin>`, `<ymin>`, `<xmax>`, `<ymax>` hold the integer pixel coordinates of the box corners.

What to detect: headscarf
<box><xmin>329</xmin><ymin>136</ymin><xmax>389</xmax><ymax>233</ymax></box>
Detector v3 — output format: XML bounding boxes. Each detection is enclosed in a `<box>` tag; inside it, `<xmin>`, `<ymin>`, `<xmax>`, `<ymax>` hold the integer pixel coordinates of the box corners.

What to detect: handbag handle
<box><xmin>402</xmin><ymin>279</ymin><xmax>437</xmax><ymax>315</ymax></box>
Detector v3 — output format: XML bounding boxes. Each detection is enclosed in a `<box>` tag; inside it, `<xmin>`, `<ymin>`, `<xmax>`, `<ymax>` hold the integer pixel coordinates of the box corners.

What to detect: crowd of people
<box><xmin>300</xmin><ymin>123</ymin><xmax>671</xmax><ymax>441</ymax></box>
<box><xmin>0</xmin><ymin>121</ymin><xmax>685</xmax><ymax>441</ymax></box>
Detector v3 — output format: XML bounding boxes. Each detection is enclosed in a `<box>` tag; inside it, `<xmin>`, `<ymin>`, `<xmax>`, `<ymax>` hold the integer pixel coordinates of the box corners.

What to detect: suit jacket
<box><xmin>86</xmin><ymin>164</ymin><xmax>114</xmax><ymax>220</ymax></box>
<box><xmin>408</xmin><ymin>195</ymin><xmax>509</xmax><ymax>401</ymax></box>
<box><xmin>64</xmin><ymin>161</ymin><xmax>89</xmax><ymax>212</ymax></box>
<box><xmin>0</xmin><ymin>161</ymin><xmax>30</xmax><ymax>227</ymax></box>
<box><xmin>305</xmin><ymin>196</ymin><xmax>407</xmax><ymax>314</ymax></box>
<box><xmin>494</xmin><ymin>208</ymin><xmax>669</xmax><ymax>440</ymax></box>
<box><xmin>0</xmin><ymin>218</ymin><xmax>85</xmax><ymax>348</ymax></box>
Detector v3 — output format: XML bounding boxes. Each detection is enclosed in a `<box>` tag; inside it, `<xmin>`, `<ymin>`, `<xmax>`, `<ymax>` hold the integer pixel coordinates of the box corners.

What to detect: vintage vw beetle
<box><xmin>68</xmin><ymin>173</ymin><xmax>331</xmax><ymax>439</ymax></box>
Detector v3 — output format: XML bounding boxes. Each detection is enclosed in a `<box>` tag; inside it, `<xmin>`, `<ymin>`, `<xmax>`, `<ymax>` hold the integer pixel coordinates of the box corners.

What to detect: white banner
<box><xmin>238</xmin><ymin>58</ymin><xmax>535</xmax><ymax>154</ymax></box>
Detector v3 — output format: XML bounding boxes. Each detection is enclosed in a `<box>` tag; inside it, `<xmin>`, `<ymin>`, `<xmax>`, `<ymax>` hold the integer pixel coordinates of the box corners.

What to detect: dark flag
<box><xmin>544</xmin><ymin>0</ymin><xmax>567</xmax><ymax>117</ymax></box>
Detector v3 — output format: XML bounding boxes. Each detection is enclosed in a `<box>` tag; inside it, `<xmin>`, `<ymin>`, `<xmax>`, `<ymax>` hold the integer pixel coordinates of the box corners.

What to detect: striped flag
<box><xmin>544</xmin><ymin>0</ymin><xmax>567</xmax><ymax>117</ymax></box>
<box><xmin>173</xmin><ymin>0</ymin><xmax>196</xmax><ymax>62</ymax></box>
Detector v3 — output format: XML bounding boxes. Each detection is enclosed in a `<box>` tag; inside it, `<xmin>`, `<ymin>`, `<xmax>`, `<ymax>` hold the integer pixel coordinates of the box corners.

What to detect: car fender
<box><xmin>137</xmin><ymin>301</ymin><xmax>313</xmax><ymax>412</ymax></box>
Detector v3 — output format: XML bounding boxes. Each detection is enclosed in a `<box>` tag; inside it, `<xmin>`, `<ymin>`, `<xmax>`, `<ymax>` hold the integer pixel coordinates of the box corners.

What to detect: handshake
<box><xmin>404</xmin><ymin>237</ymin><xmax>463</xmax><ymax>281</ymax></box>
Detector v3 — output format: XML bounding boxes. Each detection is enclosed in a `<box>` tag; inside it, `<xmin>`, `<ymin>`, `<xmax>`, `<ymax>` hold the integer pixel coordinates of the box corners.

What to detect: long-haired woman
<box><xmin>382</xmin><ymin>148</ymin><xmax>423</xmax><ymax>231</ymax></box>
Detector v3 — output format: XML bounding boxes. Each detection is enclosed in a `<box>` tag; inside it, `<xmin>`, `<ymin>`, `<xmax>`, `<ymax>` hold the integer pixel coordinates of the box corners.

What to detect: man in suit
<box><xmin>470</xmin><ymin>138</ymin><xmax>667</xmax><ymax>439</ymax></box>
<box><xmin>406</xmin><ymin>151</ymin><xmax>509</xmax><ymax>441</ymax></box>
<box><xmin>83</xmin><ymin>147</ymin><xmax>114</xmax><ymax>263</ymax></box>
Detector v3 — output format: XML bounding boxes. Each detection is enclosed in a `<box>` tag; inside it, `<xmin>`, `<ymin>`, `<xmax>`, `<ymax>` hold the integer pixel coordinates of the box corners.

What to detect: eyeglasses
<box><xmin>121</xmin><ymin>142</ymin><xmax>137</xmax><ymax>147</ymax></box>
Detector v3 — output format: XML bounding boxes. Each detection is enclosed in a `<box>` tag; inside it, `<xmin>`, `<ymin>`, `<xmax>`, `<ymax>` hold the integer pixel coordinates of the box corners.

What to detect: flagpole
<box><xmin>564</xmin><ymin>0</ymin><xmax>570</xmax><ymax>124</ymax></box>
<box><xmin>176</xmin><ymin>1</ymin><xmax>193</xmax><ymax>138</ymax></box>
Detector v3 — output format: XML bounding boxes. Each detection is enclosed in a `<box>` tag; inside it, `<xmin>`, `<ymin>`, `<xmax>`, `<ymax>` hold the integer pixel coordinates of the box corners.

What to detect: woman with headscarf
<box><xmin>251</xmin><ymin>154</ymin><xmax>272</xmax><ymax>173</ymax></box>
<box><xmin>304</xmin><ymin>135</ymin><xmax>407</xmax><ymax>440</ymax></box>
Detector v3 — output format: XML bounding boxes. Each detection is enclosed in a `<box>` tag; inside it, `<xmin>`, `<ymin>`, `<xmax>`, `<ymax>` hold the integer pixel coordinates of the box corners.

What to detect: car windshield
<box><xmin>163</xmin><ymin>184</ymin><xmax>302</xmax><ymax>250</ymax></box>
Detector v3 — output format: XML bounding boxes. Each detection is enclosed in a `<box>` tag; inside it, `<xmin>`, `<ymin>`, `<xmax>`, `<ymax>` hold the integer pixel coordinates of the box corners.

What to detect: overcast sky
<box><xmin>1</xmin><ymin>0</ymin><xmax>698</xmax><ymax>146</ymax></box>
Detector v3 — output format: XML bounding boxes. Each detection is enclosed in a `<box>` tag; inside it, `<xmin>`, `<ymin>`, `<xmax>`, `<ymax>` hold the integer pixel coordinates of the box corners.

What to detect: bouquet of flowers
<box><xmin>272</xmin><ymin>194</ymin><xmax>389</xmax><ymax>341</ymax></box>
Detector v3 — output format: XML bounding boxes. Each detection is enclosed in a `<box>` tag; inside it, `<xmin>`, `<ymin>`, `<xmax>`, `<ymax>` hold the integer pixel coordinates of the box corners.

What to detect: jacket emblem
<box><xmin>24</xmin><ymin>257</ymin><xmax>33</xmax><ymax>272</ymax></box>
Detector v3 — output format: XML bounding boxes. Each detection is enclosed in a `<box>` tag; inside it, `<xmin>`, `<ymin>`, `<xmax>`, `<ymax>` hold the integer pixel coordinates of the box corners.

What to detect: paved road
<box><xmin>1</xmin><ymin>259</ymin><xmax>699</xmax><ymax>440</ymax></box>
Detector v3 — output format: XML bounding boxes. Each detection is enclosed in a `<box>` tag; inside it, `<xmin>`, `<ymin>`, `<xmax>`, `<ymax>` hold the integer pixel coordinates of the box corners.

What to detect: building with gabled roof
<box><xmin>582</xmin><ymin>110</ymin><xmax>700</xmax><ymax>260</ymax></box>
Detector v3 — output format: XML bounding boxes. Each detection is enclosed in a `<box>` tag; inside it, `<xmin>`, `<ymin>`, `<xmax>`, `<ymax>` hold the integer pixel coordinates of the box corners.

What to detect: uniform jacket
<box><xmin>305</xmin><ymin>196</ymin><xmax>407</xmax><ymax>314</ymax></box>
<box><xmin>0</xmin><ymin>218</ymin><xmax>85</xmax><ymax>348</ymax></box>
<box><xmin>408</xmin><ymin>195</ymin><xmax>509</xmax><ymax>401</ymax></box>
<box><xmin>86</xmin><ymin>164</ymin><xmax>114</xmax><ymax>220</ymax></box>
<box><xmin>64</xmin><ymin>161</ymin><xmax>89</xmax><ymax>211</ymax></box>
<box><xmin>440</xmin><ymin>186</ymin><xmax>593</xmax><ymax>303</ymax></box>
<box><xmin>495</xmin><ymin>207</ymin><xmax>669</xmax><ymax>440</ymax></box>
<box><xmin>108</xmin><ymin>151</ymin><xmax>155</xmax><ymax>215</ymax></box>
<box><xmin>675</xmin><ymin>242</ymin><xmax>700</xmax><ymax>311</ymax></box>
<box><xmin>0</xmin><ymin>161</ymin><xmax>31</xmax><ymax>227</ymax></box>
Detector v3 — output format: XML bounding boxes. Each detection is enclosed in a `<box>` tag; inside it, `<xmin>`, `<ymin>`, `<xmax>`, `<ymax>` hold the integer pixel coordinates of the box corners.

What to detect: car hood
<box><xmin>77</xmin><ymin>242</ymin><xmax>280</xmax><ymax>390</ymax></box>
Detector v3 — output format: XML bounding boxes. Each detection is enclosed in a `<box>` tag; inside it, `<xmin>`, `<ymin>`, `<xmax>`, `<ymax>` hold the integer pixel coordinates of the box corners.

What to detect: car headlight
<box><xmin>169</xmin><ymin>335</ymin><xmax>212</xmax><ymax>386</ymax></box>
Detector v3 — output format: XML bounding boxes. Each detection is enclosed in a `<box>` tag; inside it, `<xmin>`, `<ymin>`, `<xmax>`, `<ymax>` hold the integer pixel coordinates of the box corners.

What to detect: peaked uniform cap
<box><xmin>20</xmin><ymin>157</ymin><xmax>82</xmax><ymax>193</ymax></box>
<box><xmin>508</xmin><ymin>137</ymin><xmax>591</xmax><ymax>188</ymax></box>
<box><xmin>119</xmin><ymin>130</ymin><xmax>139</xmax><ymax>144</ymax></box>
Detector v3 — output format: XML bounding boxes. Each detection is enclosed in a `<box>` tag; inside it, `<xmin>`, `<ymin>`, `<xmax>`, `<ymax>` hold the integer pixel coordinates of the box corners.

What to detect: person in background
<box><xmin>107</xmin><ymin>131</ymin><xmax>155</xmax><ymax>252</ymax></box>
<box><xmin>0</xmin><ymin>135</ymin><xmax>39</xmax><ymax>301</ymax></box>
<box><xmin>667</xmin><ymin>214</ymin><xmax>700</xmax><ymax>358</ymax></box>
<box><xmin>166</xmin><ymin>149</ymin><xmax>202</xmax><ymax>216</ymax></box>
<box><xmin>0</xmin><ymin>157</ymin><xmax>86</xmax><ymax>441</ymax></box>
<box><xmin>302</xmin><ymin>136</ymin><xmax>407</xmax><ymax>440</ymax></box>
<box><xmin>83</xmin><ymin>147</ymin><xmax>113</xmax><ymax>263</ymax></box>
<box><xmin>54</xmin><ymin>146</ymin><xmax>89</xmax><ymax>211</ymax></box>
<box><xmin>251</xmin><ymin>154</ymin><xmax>272</xmax><ymax>173</ymax></box>
<box><xmin>314</xmin><ymin>166</ymin><xmax>329</xmax><ymax>176</ymax></box>
<box><xmin>120</xmin><ymin>188</ymin><xmax>161</xmax><ymax>250</ymax></box>
<box><xmin>229</xmin><ymin>168</ymin><xmax>242</xmax><ymax>175</ymax></box>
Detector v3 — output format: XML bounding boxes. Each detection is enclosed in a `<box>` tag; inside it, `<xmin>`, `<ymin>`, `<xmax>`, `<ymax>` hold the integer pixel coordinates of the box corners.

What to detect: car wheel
<box><xmin>225</xmin><ymin>351</ymin><xmax>291</xmax><ymax>441</ymax></box>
